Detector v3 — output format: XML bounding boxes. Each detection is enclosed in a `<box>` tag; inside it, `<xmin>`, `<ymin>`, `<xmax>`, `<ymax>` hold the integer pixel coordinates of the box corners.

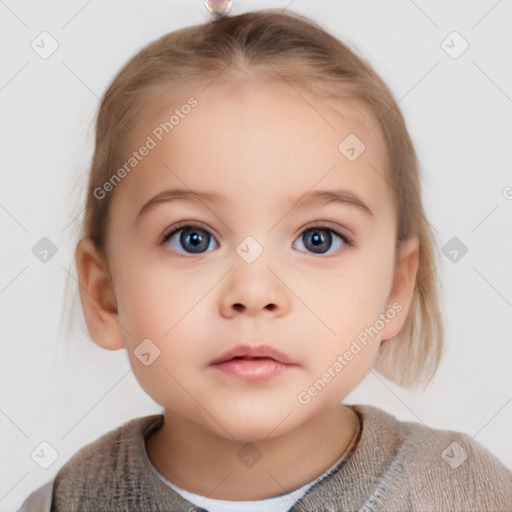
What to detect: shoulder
<box><xmin>52</xmin><ymin>415</ymin><xmax>163</xmax><ymax>507</ymax></box>
<box><xmin>54</xmin><ymin>413</ymin><xmax>163</xmax><ymax>478</ymax></box>
<box><xmin>350</xmin><ymin>404</ymin><xmax>512</xmax><ymax>509</ymax></box>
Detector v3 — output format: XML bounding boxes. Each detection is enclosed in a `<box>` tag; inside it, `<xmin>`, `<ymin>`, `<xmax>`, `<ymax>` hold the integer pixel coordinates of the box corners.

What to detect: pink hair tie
<box><xmin>204</xmin><ymin>0</ymin><xmax>232</xmax><ymax>18</ymax></box>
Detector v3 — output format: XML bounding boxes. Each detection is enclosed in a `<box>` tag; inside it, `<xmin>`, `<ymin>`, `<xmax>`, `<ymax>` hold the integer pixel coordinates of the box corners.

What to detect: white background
<box><xmin>1</xmin><ymin>1</ymin><xmax>511</xmax><ymax>510</ymax></box>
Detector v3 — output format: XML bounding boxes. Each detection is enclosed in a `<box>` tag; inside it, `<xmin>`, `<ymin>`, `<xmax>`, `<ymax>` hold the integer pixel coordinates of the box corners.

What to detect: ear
<box><xmin>74</xmin><ymin>238</ymin><xmax>124</xmax><ymax>351</ymax></box>
<box><xmin>380</xmin><ymin>236</ymin><xmax>420</xmax><ymax>341</ymax></box>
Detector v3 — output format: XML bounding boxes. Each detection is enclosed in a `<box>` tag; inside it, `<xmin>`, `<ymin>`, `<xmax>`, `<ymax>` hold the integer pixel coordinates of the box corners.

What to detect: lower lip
<box><xmin>209</xmin><ymin>358</ymin><xmax>293</xmax><ymax>381</ymax></box>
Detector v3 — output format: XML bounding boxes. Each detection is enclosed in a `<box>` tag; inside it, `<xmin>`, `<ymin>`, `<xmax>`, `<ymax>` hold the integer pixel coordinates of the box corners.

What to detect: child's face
<box><xmin>85</xmin><ymin>76</ymin><xmax>417</xmax><ymax>440</ymax></box>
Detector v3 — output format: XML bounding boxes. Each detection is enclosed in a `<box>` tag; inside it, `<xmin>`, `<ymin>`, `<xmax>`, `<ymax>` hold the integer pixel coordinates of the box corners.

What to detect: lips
<box><xmin>208</xmin><ymin>344</ymin><xmax>296</xmax><ymax>381</ymax></box>
<box><xmin>209</xmin><ymin>344</ymin><xmax>294</xmax><ymax>365</ymax></box>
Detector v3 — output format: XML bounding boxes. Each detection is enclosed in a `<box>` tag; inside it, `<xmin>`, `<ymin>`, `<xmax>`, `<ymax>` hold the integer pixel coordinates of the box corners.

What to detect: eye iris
<box><xmin>304</xmin><ymin>229</ymin><xmax>331</xmax><ymax>253</ymax></box>
<box><xmin>181</xmin><ymin>227</ymin><xmax>209</xmax><ymax>253</ymax></box>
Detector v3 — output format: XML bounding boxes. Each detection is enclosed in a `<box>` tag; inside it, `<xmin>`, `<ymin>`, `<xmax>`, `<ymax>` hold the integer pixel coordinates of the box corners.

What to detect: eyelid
<box><xmin>298</xmin><ymin>220</ymin><xmax>354</xmax><ymax>245</ymax></box>
<box><xmin>158</xmin><ymin>219</ymin><xmax>220</xmax><ymax>247</ymax></box>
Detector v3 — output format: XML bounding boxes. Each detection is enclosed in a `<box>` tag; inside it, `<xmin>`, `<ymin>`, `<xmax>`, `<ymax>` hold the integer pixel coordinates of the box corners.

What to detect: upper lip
<box><xmin>210</xmin><ymin>344</ymin><xmax>294</xmax><ymax>365</ymax></box>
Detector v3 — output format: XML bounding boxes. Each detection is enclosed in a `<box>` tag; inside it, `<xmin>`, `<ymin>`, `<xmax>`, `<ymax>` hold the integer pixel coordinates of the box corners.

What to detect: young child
<box><xmin>19</xmin><ymin>7</ymin><xmax>511</xmax><ymax>512</ymax></box>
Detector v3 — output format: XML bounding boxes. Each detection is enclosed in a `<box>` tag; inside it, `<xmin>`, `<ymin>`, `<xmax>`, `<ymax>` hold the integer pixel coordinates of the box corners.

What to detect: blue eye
<box><xmin>292</xmin><ymin>226</ymin><xmax>350</xmax><ymax>255</ymax></box>
<box><xmin>161</xmin><ymin>222</ymin><xmax>218</xmax><ymax>254</ymax></box>
<box><xmin>160</xmin><ymin>222</ymin><xmax>352</xmax><ymax>255</ymax></box>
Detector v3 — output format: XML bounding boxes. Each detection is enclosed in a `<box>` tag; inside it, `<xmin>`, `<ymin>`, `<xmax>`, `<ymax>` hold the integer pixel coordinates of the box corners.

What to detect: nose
<box><xmin>218</xmin><ymin>259</ymin><xmax>292</xmax><ymax>318</ymax></box>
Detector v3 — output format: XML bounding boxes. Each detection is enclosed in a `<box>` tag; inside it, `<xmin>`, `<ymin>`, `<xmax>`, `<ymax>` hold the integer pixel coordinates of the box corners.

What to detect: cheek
<box><xmin>113</xmin><ymin>261</ymin><xmax>211</xmax><ymax>372</ymax></box>
<box><xmin>115</xmin><ymin>270</ymin><xmax>202</xmax><ymax>408</ymax></box>
<box><xmin>299</xmin><ymin>247</ymin><xmax>394</xmax><ymax>338</ymax></box>
<box><xmin>113</xmin><ymin>257</ymin><xmax>207</xmax><ymax>338</ymax></box>
<box><xmin>292</xmin><ymin>234</ymin><xmax>395</xmax><ymax>383</ymax></box>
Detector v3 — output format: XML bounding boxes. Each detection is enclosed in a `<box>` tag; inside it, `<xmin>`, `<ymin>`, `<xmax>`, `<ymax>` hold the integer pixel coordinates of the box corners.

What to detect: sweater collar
<box><xmin>129</xmin><ymin>404</ymin><xmax>403</xmax><ymax>511</ymax></box>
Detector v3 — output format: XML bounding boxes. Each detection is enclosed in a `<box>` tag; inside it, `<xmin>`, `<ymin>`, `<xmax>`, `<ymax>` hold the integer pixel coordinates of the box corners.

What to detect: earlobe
<box><xmin>74</xmin><ymin>238</ymin><xmax>124</xmax><ymax>351</ymax></box>
<box><xmin>380</xmin><ymin>236</ymin><xmax>420</xmax><ymax>341</ymax></box>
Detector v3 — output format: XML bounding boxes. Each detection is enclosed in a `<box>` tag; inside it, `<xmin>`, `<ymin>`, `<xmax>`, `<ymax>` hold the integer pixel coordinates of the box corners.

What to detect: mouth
<box><xmin>209</xmin><ymin>344</ymin><xmax>296</xmax><ymax>381</ymax></box>
<box><xmin>210</xmin><ymin>344</ymin><xmax>293</xmax><ymax>365</ymax></box>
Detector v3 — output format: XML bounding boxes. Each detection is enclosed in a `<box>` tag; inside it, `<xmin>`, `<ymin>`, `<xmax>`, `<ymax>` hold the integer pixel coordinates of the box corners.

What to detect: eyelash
<box><xmin>158</xmin><ymin>220</ymin><xmax>354</xmax><ymax>255</ymax></box>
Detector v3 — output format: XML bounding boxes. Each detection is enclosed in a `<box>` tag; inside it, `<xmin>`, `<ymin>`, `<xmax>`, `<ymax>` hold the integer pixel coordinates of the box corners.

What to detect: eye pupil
<box><xmin>181</xmin><ymin>228</ymin><xmax>209</xmax><ymax>253</ymax></box>
<box><xmin>304</xmin><ymin>229</ymin><xmax>331</xmax><ymax>254</ymax></box>
<box><xmin>311</xmin><ymin>233</ymin><xmax>322</xmax><ymax>245</ymax></box>
<box><xmin>189</xmin><ymin>233</ymin><xmax>201</xmax><ymax>246</ymax></box>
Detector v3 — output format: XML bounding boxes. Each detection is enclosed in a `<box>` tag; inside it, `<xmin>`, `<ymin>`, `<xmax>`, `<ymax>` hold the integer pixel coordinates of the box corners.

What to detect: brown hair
<box><xmin>64</xmin><ymin>8</ymin><xmax>445</xmax><ymax>388</ymax></box>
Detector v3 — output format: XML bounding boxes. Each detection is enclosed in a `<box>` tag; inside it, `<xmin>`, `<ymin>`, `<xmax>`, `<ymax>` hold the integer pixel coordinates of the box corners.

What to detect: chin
<box><xmin>206</xmin><ymin>406</ymin><xmax>300</xmax><ymax>444</ymax></box>
<box><xmin>219</xmin><ymin>422</ymin><xmax>286</xmax><ymax>443</ymax></box>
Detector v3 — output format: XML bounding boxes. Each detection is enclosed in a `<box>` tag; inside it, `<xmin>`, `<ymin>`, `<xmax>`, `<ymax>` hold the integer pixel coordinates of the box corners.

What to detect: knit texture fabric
<box><xmin>29</xmin><ymin>404</ymin><xmax>511</xmax><ymax>511</ymax></box>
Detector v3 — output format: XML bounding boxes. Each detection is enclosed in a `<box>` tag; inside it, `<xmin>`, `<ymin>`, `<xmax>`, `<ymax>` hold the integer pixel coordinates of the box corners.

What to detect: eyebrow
<box><xmin>293</xmin><ymin>189</ymin><xmax>374</xmax><ymax>217</ymax></box>
<box><xmin>137</xmin><ymin>188</ymin><xmax>374</xmax><ymax>219</ymax></box>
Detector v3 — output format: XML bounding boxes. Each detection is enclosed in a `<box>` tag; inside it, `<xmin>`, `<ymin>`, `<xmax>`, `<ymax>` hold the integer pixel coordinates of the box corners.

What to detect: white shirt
<box><xmin>142</xmin><ymin>423</ymin><xmax>361</xmax><ymax>512</ymax></box>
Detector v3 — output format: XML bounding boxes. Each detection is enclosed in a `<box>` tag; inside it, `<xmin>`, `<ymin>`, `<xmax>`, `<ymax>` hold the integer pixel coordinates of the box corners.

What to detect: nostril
<box><xmin>231</xmin><ymin>303</ymin><xmax>277</xmax><ymax>312</ymax></box>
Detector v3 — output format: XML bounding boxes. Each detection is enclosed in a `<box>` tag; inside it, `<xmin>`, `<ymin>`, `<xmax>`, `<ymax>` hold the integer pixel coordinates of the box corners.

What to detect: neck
<box><xmin>146</xmin><ymin>403</ymin><xmax>359</xmax><ymax>501</ymax></box>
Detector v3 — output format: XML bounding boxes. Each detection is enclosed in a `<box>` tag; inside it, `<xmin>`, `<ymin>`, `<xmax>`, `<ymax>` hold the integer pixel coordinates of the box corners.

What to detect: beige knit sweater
<box><xmin>19</xmin><ymin>404</ymin><xmax>512</xmax><ymax>511</ymax></box>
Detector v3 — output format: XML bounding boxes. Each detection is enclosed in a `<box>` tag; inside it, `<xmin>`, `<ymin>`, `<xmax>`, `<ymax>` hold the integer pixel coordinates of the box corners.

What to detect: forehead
<box><xmin>111</xmin><ymin>76</ymin><xmax>393</xmax><ymax>222</ymax></box>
